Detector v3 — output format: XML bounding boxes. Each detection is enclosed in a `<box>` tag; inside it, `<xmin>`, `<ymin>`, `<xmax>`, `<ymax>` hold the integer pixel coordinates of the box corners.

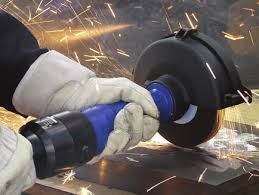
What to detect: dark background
<box><xmin>1</xmin><ymin>0</ymin><xmax>259</xmax><ymax>88</ymax></box>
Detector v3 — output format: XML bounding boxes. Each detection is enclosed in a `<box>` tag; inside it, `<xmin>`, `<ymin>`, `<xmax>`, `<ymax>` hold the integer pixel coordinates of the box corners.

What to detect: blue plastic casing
<box><xmin>146</xmin><ymin>83</ymin><xmax>174</xmax><ymax>122</ymax></box>
<box><xmin>82</xmin><ymin>82</ymin><xmax>174</xmax><ymax>155</ymax></box>
<box><xmin>82</xmin><ymin>101</ymin><xmax>126</xmax><ymax>154</ymax></box>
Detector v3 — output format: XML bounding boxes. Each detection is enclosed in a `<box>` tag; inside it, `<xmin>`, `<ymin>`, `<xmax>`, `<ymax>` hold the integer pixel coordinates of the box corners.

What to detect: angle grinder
<box><xmin>20</xmin><ymin>28</ymin><xmax>252</xmax><ymax>179</ymax></box>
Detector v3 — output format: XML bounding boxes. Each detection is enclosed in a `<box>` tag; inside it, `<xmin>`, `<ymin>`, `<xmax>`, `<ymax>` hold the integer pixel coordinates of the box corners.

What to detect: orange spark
<box><xmin>26</xmin><ymin>20</ymin><xmax>55</xmax><ymax>26</ymax></box>
<box><xmin>29</xmin><ymin>7</ymin><xmax>50</xmax><ymax>21</ymax></box>
<box><xmin>249</xmin><ymin>30</ymin><xmax>255</xmax><ymax>46</ymax></box>
<box><xmin>222</xmin><ymin>31</ymin><xmax>245</xmax><ymax>40</ymax></box>
<box><xmin>146</xmin><ymin>176</ymin><xmax>176</xmax><ymax>192</ymax></box>
<box><xmin>105</xmin><ymin>3</ymin><xmax>116</xmax><ymax>18</ymax></box>
<box><xmin>198</xmin><ymin>168</ymin><xmax>207</xmax><ymax>183</ymax></box>
<box><xmin>65</xmin><ymin>24</ymin><xmax>131</xmax><ymax>41</ymax></box>
<box><xmin>192</xmin><ymin>13</ymin><xmax>198</xmax><ymax>22</ymax></box>
<box><xmin>62</xmin><ymin>170</ymin><xmax>76</xmax><ymax>184</ymax></box>
<box><xmin>126</xmin><ymin>157</ymin><xmax>139</xmax><ymax>162</ymax></box>
<box><xmin>167</xmin><ymin>5</ymin><xmax>173</xmax><ymax>10</ymax></box>
<box><xmin>45</xmin><ymin>0</ymin><xmax>53</xmax><ymax>7</ymax></box>
<box><xmin>50</xmin><ymin>9</ymin><xmax>57</xmax><ymax>14</ymax></box>
<box><xmin>165</xmin><ymin>17</ymin><xmax>172</xmax><ymax>33</ymax></box>
<box><xmin>45</xmin><ymin>29</ymin><xmax>65</xmax><ymax>33</ymax></box>
<box><xmin>185</xmin><ymin>12</ymin><xmax>197</xmax><ymax>29</ymax></box>
<box><xmin>252</xmin><ymin>91</ymin><xmax>259</xmax><ymax>97</ymax></box>
<box><xmin>60</xmin><ymin>35</ymin><xmax>68</xmax><ymax>42</ymax></box>
<box><xmin>117</xmin><ymin>49</ymin><xmax>130</xmax><ymax>57</ymax></box>
<box><xmin>69</xmin><ymin>8</ymin><xmax>90</xmax><ymax>22</ymax></box>
<box><xmin>36</xmin><ymin>0</ymin><xmax>43</xmax><ymax>13</ymax></box>
<box><xmin>98</xmin><ymin>43</ymin><xmax>104</xmax><ymax>55</ymax></box>
<box><xmin>239</xmin><ymin>23</ymin><xmax>245</xmax><ymax>27</ymax></box>
<box><xmin>74</xmin><ymin>51</ymin><xmax>81</xmax><ymax>64</ymax></box>
<box><xmin>84</xmin><ymin>55</ymin><xmax>108</xmax><ymax>63</ymax></box>
<box><xmin>237</xmin><ymin>90</ymin><xmax>250</xmax><ymax>105</ymax></box>
<box><xmin>90</xmin><ymin>48</ymin><xmax>100</xmax><ymax>54</ymax></box>
<box><xmin>206</xmin><ymin>63</ymin><xmax>216</xmax><ymax>79</ymax></box>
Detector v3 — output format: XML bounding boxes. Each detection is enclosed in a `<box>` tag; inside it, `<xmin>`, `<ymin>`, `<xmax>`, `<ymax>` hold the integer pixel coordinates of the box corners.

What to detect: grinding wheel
<box><xmin>134</xmin><ymin>29</ymin><xmax>251</xmax><ymax>148</ymax></box>
<box><xmin>159</xmin><ymin>109</ymin><xmax>225</xmax><ymax>147</ymax></box>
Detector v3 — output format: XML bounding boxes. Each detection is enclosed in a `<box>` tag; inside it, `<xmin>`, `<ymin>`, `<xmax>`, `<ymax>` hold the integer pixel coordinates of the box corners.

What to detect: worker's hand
<box><xmin>0</xmin><ymin>124</ymin><xmax>36</xmax><ymax>195</ymax></box>
<box><xmin>12</xmin><ymin>50</ymin><xmax>160</xmax><ymax>162</ymax></box>
<box><xmin>88</xmin><ymin>102</ymin><xmax>159</xmax><ymax>164</ymax></box>
<box><xmin>45</xmin><ymin>76</ymin><xmax>159</xmax><ymax>163</ymax></box>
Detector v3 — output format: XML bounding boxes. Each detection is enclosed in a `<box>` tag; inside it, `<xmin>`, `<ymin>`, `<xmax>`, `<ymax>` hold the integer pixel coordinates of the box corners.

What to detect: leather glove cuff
<box><xmin>12</xmin><ymin>50</ymin><xmax>96</xmax><ymax>117</ymax></box>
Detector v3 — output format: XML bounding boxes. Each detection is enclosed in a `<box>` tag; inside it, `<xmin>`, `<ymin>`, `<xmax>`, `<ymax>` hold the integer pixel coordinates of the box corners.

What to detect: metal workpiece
<box><xmin>75</xmin><ymin>122</ymin><xmax>259</xmax><ymax>194</ymax></box>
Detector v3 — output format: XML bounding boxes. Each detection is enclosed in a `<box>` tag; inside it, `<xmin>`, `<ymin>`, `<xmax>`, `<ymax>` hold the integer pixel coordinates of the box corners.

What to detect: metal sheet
<box><xmin>76</xmin><ymin>159</ymin><xmax>227</xmax><ymax>195</ymax></box>
<box><xmin>76</xmin><ymin>122</ymin><xmax>259</xmax><ymax>194</ymax></box>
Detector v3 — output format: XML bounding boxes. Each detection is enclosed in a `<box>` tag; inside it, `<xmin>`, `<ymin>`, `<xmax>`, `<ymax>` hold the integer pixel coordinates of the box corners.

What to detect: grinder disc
<box><xmin>133</xmin><ymin>29</ymin><xmax>243</xmax><ymax>147</ymax></box>
<box><xmin>133</xmin><ymin>36</ymin><xmax>226</xmax><ymax>147</ymax></box>
<box><xmin>158</xmin><ymin>109</ymin><xmax>224</xmax><ymax>148</ymax></box>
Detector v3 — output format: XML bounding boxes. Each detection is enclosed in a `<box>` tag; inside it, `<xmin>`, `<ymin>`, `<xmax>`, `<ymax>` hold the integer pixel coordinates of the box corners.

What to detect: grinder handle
<box><xmin>21</xmin><ymin>82</ymin><xmax>174</xmax><ymax>179</ymax></box>
<box><xmin>82</xmin><ymin>81</ymin><xmax>175</xmax><ymax>154</ymax></box>
<box><xmin>82</xmin><ymin>101</ymin><xmax>127</xmax><ymax>154</ymax></box>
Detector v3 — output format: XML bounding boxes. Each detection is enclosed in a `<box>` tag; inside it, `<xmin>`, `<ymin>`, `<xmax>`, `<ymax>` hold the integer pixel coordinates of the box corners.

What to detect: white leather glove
<box><xmin>0</xmin><ymin>124</ymin><xmax>36</xmax><ymax>195</ymax></box>
<box><xmin>88</xmin><ymin>102</ymin><xmax>159</xmax><ymax>164</ymax></box>
<box><xmin>13</xmin><ymin>50</ymin><xmax>160</xmax><ymax>163</ymax></box>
